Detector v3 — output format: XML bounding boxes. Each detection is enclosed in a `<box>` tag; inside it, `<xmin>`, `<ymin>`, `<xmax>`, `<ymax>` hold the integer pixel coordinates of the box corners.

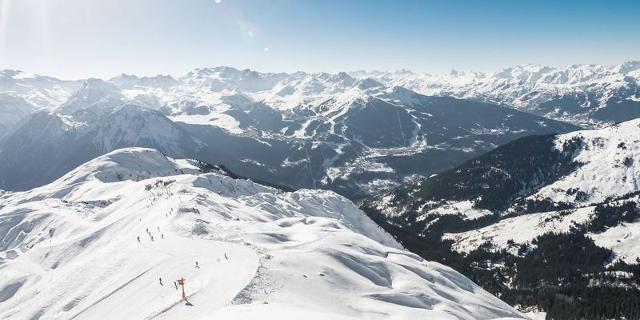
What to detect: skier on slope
<box><xmin>159</xmin><ymin>277</ymin><xmax>163</xmax><ymax>286</ymax></box>
<box><xmin>195</xmin><ymin>261</ymin><xmax>199</xmax><ymax>268</ymax></box>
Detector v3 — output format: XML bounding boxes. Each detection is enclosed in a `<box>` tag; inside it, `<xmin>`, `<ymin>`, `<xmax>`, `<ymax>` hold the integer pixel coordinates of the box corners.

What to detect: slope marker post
<box><xmin>177</xmin><ymin>277</ymin><xmax>186</xmax><ymax>300</ymax></box>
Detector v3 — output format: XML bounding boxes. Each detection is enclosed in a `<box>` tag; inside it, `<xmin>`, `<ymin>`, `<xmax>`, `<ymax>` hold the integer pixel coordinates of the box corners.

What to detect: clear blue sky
<box><xmin>1</xmin><ymin>0</ymin><xmax>638</xmax><ymax>79</ymax></box>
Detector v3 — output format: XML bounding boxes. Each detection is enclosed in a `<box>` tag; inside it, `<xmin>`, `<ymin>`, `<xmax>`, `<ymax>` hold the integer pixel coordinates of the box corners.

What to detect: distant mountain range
<box><xmin>359</xmin><ymin>61</ymin><xmax>640</xmax><ymax>127</ymax></box>
<box><xmin>0</xmin><ymin>67</ymin><xmax>579</xmax><ymax>196</ymax></box>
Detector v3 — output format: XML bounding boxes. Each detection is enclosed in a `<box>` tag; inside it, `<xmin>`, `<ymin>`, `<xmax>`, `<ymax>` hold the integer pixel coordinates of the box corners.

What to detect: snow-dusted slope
<box><xmin>360</xmin><ymin>125</ymin><xmax>640</xmax><ymax>318</ymax></box>
<box><xmin>0</xmin><ymin>94</ymin><xmax>36</xmax><ymax>138</ymax></box>
<box><xmin>371</xmin><ymin>119</ymin><xmax>639</xmax><ymax>214</ymax></box>
<box><xmin>440</xmin><ymin>119</ymin><xmax>640</xmax><ymax>260</ymax></box>
<box><xmin>0</xmin><ymin>106</ymin><xmax>200</xmax><ymax>191</ymax></box>
<box><xmin>528</xmin><ymin>119</ymin><xmax>640</xmax><ymax>205</ymax></box>
<box><xmin>57</xmin><ymin>79</ymin><xmax>126</xmax><ymax>116</ymax></box>
<box><xmin>0</xmin><ymin>148</ymin><xmax>524</xmax><ymax>320</ymax></box>
<box><xmin>88</xmin><ymin>104</ymin><xmax>201</xmax><ymax>156</ymax></box>
<box><xmin>368</xmin><ymin>119</ymin><xmax>640</xmax><ymax>252</ymax></box>
<box><xmin>362</xmin><ymin>119</ymin><xmax>640</xmax><ymax>318</ymax></box>
<box><xmin>443</xmin><ymin>199</ymin><xmax>640</xmax><ymax>263</ymax></box>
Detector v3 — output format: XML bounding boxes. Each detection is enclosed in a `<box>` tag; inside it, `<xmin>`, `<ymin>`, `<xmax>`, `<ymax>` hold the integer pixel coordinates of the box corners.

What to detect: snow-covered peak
<box><xmin>0</xmin><ymin>69</ymin><xmax>77</xmax><ymax>109</ymax></box>
<box><xmin>355</xmin><ymin>77</ymin><xmax>384</xmax><ymax>90</ymax></box>
<box><xmin>185</xmin><ymin>66</ymin><xmax>241</xmax><ymax>80</ymax></box>
<box><xmin>0</xmin><ymin>69</ymin><xmax>58</xmax><ymax>83</ymax></box>
<box><xmin>614</xmin><ymin>60</ymin><xmax>640</xmax><ymax>75</ymax></box>
<box><xmin>314</xmin><ymin>71</ymin><xmax>356</xmax><ymax>87</ymax></box>
<box><xmin>51</xmin><ymin>147</ymin><xmax>200</xmax><ymax>186</ymax></box>
<box><xmin>80</xmin><ymin>78</ymin><xmax>121</xmax><ymax>92</ymax></box>
<box><xmin>0</xmin><ymin>69</ymin><xmax>36</xmax><ymax>80</ymax></box>
<box><xmin>57</xmin><ymin>78</ymin><xmax>125</xmax><ymax>115</ymax></box>
<box><xmin>110</xmin><ymin>73</ymin><xmax>178</xmax><ymax>90</ymax></box>
<box><xmin>0</xmin><ymin>149</ymin><xmax>525</xmax><ymax>319</ymax></box>
<box><xmin>180</xmin><ymin>66</ymin><xmax>286</xmax><ymax>93</ymax></box>
<box><xmin>90</xmin><ymin>104</ymin><xmax>200</xmax><ymax>155</ymax></box>
<box><xmin>379</xmin><ymin>85</ymin><xmax>423</xmax><ymax>104</ymax></box>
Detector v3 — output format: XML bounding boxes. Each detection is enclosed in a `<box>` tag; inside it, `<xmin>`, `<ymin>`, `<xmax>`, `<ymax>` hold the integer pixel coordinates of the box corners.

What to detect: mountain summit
<box><xmin>0</xmin><ymin>148</ymin><xmax>524</xmax><ymax>320</ymax></box>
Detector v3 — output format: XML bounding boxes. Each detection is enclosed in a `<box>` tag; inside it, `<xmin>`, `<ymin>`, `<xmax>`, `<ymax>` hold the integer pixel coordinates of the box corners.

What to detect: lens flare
<box><xmin>0</xmin><ymin>0</ymin><xmax>10</xmax><ymax>59</ymax></box>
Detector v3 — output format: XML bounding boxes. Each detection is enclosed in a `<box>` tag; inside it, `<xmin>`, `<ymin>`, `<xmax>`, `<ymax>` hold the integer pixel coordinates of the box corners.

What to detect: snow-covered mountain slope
<box><xmin>0</xmin><ymin>148</ymin><xmax>524</xmax><ymax>320</ymax></box>
<box><xmin>443</xmin><ymin>198</ymin><xmax>640</xmax><ymax>262</ymax></box>
<box><xmin>57</xmin><ymin>79</ymin><xmax>126</xmax><ymax>116</ymax></box>
<box><xmin>0</xmin><ymin>66</ymin><xmax>578</xmax><ymax>197</ymax></box>
<box><xmin>527</xmin><ymin>119</ymin><xmax>640</xmax><ymax>205</ymax></box>
<box><xmin>0</xmin><ymin>106</ymin><xmax>200</xmax><ymax>191</ymax></box>
<box><xmin>0</xmin><ymin>94</ymin><xmax>36</xmax><ymax>138</ymax></box>
<box><xmin>369</xmin><ymin>118</ymin><xmax>640</xmax><ymax>217</ymax></box>
<box><xmin>361</xmin><ymin>119</ymin><xmax>640</xmax><ymax>319</ymax></box>
<box><xmin>438</xmin><ymin>119</ymin><xmax>640</xmax><ymax>260</ymax></box>
<box><xmin>362</xmin><ymin>61</ymin><xmax>640</xmax><ymax>127</ymax></box>
<box><xmin>88</xmin><ymin>104</ymin><xmax>201</xmax><ymax>155</ymax></box>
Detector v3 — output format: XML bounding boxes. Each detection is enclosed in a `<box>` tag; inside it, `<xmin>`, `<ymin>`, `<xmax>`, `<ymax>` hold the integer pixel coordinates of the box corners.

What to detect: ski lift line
<box><xmin>317</xmin><ymin>144</ymin><xmax>328</xmax><ymax>168</ymax></box>
<box><xmin>394</xmin><ymin>107</ymin><xmax>408</xmax><ymax>147</ymax></box>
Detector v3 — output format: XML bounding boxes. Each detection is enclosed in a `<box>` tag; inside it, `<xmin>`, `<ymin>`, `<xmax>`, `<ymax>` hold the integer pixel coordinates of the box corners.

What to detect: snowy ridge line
<box><xmin>0</xmin><ymin>147</ymin><xmax>525</xmax><ymax>319</ymax></box>
<box><xmin>3</xmin><ymin>61</ymin><xmax>639</xmax><ymax>127</ymax></box>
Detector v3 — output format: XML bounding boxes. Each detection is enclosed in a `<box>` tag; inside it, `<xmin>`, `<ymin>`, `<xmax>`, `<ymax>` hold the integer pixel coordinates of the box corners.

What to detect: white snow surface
<box><xmin>529</xmin><ymin>119</ymin><xmax>640</xmax><ymax>205</ymax></box>
<box><xmin>424</xmin><ymin>200</ymin><xmax>493</xmax><ymax>221</ymax></box>
<box><xmin>445</xmin><ymin>197</ymin><xmax>640</xmax><ymax>263</ymax></box>
<box><xmin>440</xmin><ymin>119</ymin><xmax>640</xmax><ymax>261</ymax></box>
<box><xmin>589</xmin><ymin>217</ymin><xmax>640</xmax><ymax>262</ymax></box>
<box><xmin>0</xmin><ymin>148</ymin><xmax>524</xmax><ymax>320</ymax></box>
<box><xmin>444</xmin><ymin>207</ymin><xmax>594</xmax><ymax>255</ymax></box>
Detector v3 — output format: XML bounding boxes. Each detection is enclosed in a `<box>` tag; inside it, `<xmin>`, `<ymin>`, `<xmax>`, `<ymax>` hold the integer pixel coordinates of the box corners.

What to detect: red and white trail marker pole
<box><xmin>177</xmin><ymin>277</ymin><xmax>186</xmax><ymax>300</ymax></box>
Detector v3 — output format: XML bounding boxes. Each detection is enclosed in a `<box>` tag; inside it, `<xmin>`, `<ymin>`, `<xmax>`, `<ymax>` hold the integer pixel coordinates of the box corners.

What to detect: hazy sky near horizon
<box><xmin>1</xmin><ymin>0</ymin><xmax>639</xmax><ymax>79</ymax></box>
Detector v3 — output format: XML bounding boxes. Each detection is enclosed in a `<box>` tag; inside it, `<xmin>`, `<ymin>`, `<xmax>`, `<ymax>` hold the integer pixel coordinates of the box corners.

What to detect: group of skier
<box><xmin>158</xmin><ymin>260</ymin><xmax>200</xmax><ymax>290</ymax></box>
<box><xmin>136</xmin><ymin>226</ymin><xmax>164</xmax><ymax>243</ymax></box>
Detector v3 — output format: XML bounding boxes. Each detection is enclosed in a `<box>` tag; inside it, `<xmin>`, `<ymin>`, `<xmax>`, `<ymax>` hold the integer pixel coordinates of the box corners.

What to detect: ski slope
<box><xmin>0</xmin><ymin>148</ymin><xmax>525</xmax><ymax>320</ymax></box>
